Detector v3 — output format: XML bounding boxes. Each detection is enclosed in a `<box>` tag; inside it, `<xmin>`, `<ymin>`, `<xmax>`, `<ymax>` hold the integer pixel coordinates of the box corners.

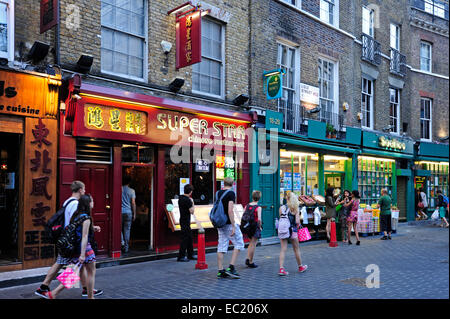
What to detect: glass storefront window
<box><xmin>358</xmin><ymin>156</ymin><xmax>395</xmax><ymax>206</ymax></box>
<box><xmin>164</xmin><ymin>147</ymin><xmax>189</xmax><ymax>204</ymax></box>
<box><xmin>415</xmin><ymin>161</ymin><xmax>449</xmax><ymax>208</ymax></box>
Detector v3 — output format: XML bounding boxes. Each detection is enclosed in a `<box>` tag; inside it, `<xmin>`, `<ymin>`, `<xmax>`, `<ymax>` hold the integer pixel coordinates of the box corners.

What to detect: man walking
<box><xmin>177</xmin><ymin>184</ymin><xmax>197</xmax><ymax>262</ymax></box>
<box><xmin>121</xmin><ymin>175</ymin><xmax>136</xmax><ymax>253</ymax></box>
<box><xmin>35</xmin><ymin>181</ymin><xmax>103</xmax><ymax>298</ymax></box>
<box><xmin>216</xmin><ymin>177</ymin><xmax>245</xmax><ymax>279</ymax></box>
<box><xmin>378</xmin><ymin>189</ymin><xmax>392</xmax><ymax>240</ymax></box>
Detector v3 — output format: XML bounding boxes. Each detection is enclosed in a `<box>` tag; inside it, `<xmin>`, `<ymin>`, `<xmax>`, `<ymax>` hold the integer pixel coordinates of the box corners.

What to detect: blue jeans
<box><xmin>121</xmin><ymin>212</ymin><xmax>132</xmax><ymax>252</ymax></box>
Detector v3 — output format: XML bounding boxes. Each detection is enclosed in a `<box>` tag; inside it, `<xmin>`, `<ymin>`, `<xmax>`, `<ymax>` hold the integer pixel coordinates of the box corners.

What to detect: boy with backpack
<box><xmin>436</xmin><ymin>190</ymin><xmax>449</xmax><ymax>228</ymax></box>
<box><xmin>211</xmin><ymin>177</ymin><xmax>244</xmax><ymax>279</ymax></box>
<box><xmin>241</xmin><ymin>190</ymin><xmax>262</xmax><ymax>268</ymax></box>
<box><xmin>35</xmin><ymin>181</ymin><xmax>103</xmax><ymax>298</ymax></box>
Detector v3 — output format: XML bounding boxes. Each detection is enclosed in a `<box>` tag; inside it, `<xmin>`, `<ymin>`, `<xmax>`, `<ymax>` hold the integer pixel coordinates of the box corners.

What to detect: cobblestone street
<box><xmin>0</xmin><ymin>222</ymin><xmax>448</xmax><ymax>300</ymax></box>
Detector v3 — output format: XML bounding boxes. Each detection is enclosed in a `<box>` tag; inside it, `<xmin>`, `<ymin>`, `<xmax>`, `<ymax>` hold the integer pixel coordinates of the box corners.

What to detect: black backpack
<box><xmin>56</xmin><ymin>214</ymin><xmax>90</xmax><ymax>258</ymax></box>
<box><xmin>240</xmin><ymin>205</ymin><xmax>258</xmax><ymax>236</ymax></box>
<box><xmin>45</xmin><ymin>198</ymin><xmax>78</xmax><ymax>244</ymax></box>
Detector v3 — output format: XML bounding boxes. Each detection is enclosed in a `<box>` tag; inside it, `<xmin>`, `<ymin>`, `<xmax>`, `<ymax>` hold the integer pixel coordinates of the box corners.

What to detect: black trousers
<box><xmin>380</xmin><ymin>214</ymin><xmax>392</xmax><ymax>233</ymax></box>
<box><xmin>178</xmin><ymin>224</ymin><xmax>194</xmax><ymax>258</ymax></box>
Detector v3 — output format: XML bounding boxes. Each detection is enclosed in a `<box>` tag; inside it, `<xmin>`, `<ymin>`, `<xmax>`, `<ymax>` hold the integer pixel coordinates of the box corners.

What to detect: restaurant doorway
<box><xmin>122</xmin><ymin>165</ymin><xmax>155</xmax><ymax>251</ymax></box>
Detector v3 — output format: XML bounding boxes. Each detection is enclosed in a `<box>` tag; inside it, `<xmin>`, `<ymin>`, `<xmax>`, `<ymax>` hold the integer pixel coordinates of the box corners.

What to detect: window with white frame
<box><xmin>390</xmin><ymin>24</ymin><xmax>400</xmax><ymax>51</ymax></box>
<box><xmin>100</xmin><ymin>0</ymin><xmax>147</xmax><ymax>80</ymax></box>
<box><xmin>424</xmin><ymin>0</ymin><xmax>447</xmax><ymax>19</ymax></box>
<box><xmin>0</xmin><ymin>0</ymin><xmax>14</xmax><ymax>61</ymax></box>
<box><xmin>362</xmin><ymin>6</ymin><xmax>374</xmax><ymax>37</ymax></box>
<box><xmin>318</xmin><ymin>58</ymin><xmax>337</xmax><ymax>125</ymax></box>
<box><xmin>192</xmin><ymin>18</ymin><xmax>224</xmax><ymax>98</ymax></box>
<box><xmin>320</xmin><ymin>0</ymin><xmax>338</xmax><ymax>26</ymax></box>
<box><xmin>420</xmin><ymin>41</ymin><xmax>432</xmax><ymax>72</ymax></box>
<box><xmin>281</xmin><ymin>0</ymin><xmax>301</xmax><ymax>8</ymax></box>
<box><xmin>361</xmin><ymin>77</ymin><xmax>373</xmax><ymax>129</ymax></box>
<box><xmin>277</xmin><ymin>42</ymin><xmax>300</xmax><ymax>131</ymax></box>
<box><xmin>389</xmin><ymin>88</ymin><xmax>400</xmax><ymax>134</ymax></box>
<box><xmin>420</xmin><ymin>98</ymin><xmax>432</xmax><ymax>141</ymax></box>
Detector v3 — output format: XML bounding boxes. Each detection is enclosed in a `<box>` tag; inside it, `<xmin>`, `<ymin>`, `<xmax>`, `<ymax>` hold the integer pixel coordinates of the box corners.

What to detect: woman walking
<box><xmin>245</xmin><ymin>190</ymin><xmax>263</xmax><ymax>268</ymax></box>
<box><xmin>345</xmin><ymin>190</ymin><xmax>361</xmax><ymax>246</ymax></box>
<box><xmin>325</xmin><ymin>187</ymin><xmax>337</xmax><ymax>243</ymax></box>
<box><xmin>436</xmin><ymin>190</ymin><xmax>449</xmax><ymax>228</ymax></box>
<box><xmin>46</xmin><ymin>195</ymin><xmax>97</xmax><ymax>299</ymax></box>
<box><xmin>336</xmin><ymin>190</ymin><xmax>351</xmax><ymax>243</ymax></box>
<box><xmin>278</xmin><ymin>192</ymin><xmax>308</xmax><ymax>276</ymax></box>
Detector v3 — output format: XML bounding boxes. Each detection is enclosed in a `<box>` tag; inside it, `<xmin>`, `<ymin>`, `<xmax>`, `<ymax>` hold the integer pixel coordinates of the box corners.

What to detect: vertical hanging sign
<box><xmin>176</xmin><ymin>10</ymin><xmax>202</xmax><ymax>69</ymax></box>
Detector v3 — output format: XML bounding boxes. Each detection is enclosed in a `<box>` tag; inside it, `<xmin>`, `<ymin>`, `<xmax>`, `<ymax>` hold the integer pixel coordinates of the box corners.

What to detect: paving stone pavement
<box><xmin>0</xmin><ymin>223</ymin><xmax>448</xmax><ymax>299</ymax></box>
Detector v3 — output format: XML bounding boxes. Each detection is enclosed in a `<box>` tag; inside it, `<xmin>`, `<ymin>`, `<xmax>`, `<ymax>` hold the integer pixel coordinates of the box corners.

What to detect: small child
<box><xmin>245</xmin><ymin>191</ymin><xmax>262</xmax><ymax>268</ymax></box>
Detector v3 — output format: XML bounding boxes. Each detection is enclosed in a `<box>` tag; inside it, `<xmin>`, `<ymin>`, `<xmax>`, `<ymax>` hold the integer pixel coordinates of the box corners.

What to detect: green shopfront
<box><xmin>414</xmin><ymin>142</ymin><xmax>449</xmax><ymax>215</ymax></box>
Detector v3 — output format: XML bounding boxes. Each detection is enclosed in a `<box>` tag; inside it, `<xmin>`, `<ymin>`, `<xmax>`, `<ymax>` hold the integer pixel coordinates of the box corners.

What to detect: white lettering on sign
<box><xmin>379</xmin><ymin>136</ymin><xmax>406</xmax><ymax>151</ymax></box>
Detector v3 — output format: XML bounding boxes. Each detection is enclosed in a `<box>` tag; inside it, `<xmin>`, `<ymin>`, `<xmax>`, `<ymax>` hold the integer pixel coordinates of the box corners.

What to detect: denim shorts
<box><xmin>217</xmin><ymin>224</ymin><xmax>245</xmax><ymax>253</ymax></box>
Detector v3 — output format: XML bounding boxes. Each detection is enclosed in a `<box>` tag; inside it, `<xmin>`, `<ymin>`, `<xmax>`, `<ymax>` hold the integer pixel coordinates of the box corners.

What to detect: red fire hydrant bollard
<box><xmin>329</xmin><ymin>220</ymin><xmax>338</xmax><ymax>247</ymax></box>
<box><xmin>195</xmin><ymin>229</ymin><xmax>208</xmax><ymax>270</ymax></box>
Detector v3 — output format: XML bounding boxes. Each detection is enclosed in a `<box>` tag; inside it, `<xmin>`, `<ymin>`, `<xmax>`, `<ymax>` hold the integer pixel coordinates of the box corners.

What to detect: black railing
<box><xmin>277</xmin><ymin>100</ymin><xmax>343</xmax><ymax>135</ymax></box>
<box><xmin>390</xmin><ymin>48</ymin><xmax>407</xmax><ymax>76</ymax></box>
<box><xmin>361</xmin><ymin>34</ymin><xmax>381</xmax><ymax>66</ymax></box>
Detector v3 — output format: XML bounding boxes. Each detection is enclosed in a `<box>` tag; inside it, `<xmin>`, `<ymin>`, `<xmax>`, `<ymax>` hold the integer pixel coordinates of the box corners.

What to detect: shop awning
<box><xmin>276</xmin><ymin>136</ymin><xmax>358</xmax><ymax>155</ymax></box>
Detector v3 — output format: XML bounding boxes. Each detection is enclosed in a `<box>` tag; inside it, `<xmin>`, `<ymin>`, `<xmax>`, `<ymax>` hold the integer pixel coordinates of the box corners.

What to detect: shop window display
<box><xmin>415</xmin><ymin>161</ymin><xmax>449</xmax><ymax>209</ymax></box>
<box><xmin>358</xmin><ymin>156</ymin><xmax>395</xmax><ymax>206</ymax></box>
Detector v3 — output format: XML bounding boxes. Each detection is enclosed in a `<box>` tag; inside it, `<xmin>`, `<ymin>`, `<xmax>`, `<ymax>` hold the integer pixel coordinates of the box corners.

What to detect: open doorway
<box><xmin>122</xmin><ymin>165</ymin><xmax>154</xmax><ymax>251</ymax></box>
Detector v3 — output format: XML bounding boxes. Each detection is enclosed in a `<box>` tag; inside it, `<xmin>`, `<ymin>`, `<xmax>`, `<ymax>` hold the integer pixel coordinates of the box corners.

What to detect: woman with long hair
<box><xmin>278</xmin><ymin>192</ymin><xmax>308</xmax><ymax>276</ymax></box>
<box><xmin>47</xmin><ymin>195</ymin><xmax>97</xmax><ymax>299</ymax></box>
<box><xmin>336</xmin><ymin>190</ymin><xmax>351</xmax><ymax>243</ymax></box>
<box><xmin>345</xmin><ymin>190</ymin><xmax>361</xmax><ymax>246</ymax></box>
<box><xmin>325</xmin><ymin>187</ymin><xmax>337</xmax><ymax>243</ymax></box>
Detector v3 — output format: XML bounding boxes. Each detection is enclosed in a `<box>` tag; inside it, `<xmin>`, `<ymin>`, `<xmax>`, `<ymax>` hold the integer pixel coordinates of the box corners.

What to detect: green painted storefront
<box><xmin>250</xmin><ymin>114</ymin><xmax>448</xmax><ymax>239</ymax></box>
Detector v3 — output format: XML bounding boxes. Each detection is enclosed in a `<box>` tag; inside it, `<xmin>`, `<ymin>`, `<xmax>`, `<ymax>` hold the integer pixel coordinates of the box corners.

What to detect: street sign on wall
<box><xmin>263</xmin><ymin>69</ymin><xmax>284</xmax><ymax>100</ymax></box>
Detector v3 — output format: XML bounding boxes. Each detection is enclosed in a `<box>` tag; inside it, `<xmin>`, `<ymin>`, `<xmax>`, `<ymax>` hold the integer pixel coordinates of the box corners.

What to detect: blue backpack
<box><xmin>443</xmin><ymin>195</ymin><xmax>449</xmax><ymax>205</ymax></box>
<box><xmin>209</xmin><ymin>189</ymin><xmax>231</xmax><ymax>228</ymax></box>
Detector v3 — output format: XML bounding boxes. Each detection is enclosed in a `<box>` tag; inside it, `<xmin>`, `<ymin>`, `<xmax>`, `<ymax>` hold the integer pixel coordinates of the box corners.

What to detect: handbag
<box><xmin>336</xmin><ymin>204</ymin><xmax>342</xmax><ymax>213</ymax></box>
<box><xmin>431</xmin><ymin>209</ymin><xmax>439</xmax><ymax>220</ymax></box>
<box><xmin>418</xmin><ymin>202</ymin><xmax>424</xmax><ymax>209</ymax></box>
<box><xmin>57</xmin><ymin>262</ymin><xmax>82</xmax><ymax>289</ymax></box>
<box><xmin>297</xmin><ymin>224</ymin><xmax>311</xmax><ymax>242</ymax></box>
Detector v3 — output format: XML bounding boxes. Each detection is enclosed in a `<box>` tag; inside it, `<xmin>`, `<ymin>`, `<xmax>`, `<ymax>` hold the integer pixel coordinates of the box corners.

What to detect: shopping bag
<box><xmin>431</xmin><ymin>209</ymin><xmax>440</xmax><ymax>221</ymax></box>
<box><xmin>298</xmin><ymin>225</ymin><xmax>312</xmax><ymax>242</ymax></box>
<box><xmin>57</xmin><ymin>263</ymin><xmax>82</xmax><ymax>289</ymax></box>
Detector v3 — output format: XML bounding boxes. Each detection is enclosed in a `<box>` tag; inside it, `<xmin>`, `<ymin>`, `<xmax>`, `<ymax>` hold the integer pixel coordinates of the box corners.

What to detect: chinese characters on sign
<box><xmin>84</xmin><ymin>104</ymin><xmax>147</xmax><ymax>135</ymax></box>
<box><xmin>176</xmin><ymin>11</ymin><xmax>202</xmax><ymax>69</ymax></box>
<box><xmin>25</xmin><ymin>118</ymin><xmax>56</xmax><ymax>262</ymax></box>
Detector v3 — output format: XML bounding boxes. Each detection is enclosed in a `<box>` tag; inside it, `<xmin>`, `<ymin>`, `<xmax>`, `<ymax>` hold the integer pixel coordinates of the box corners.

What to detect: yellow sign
<box><xmin>379</xmin><ymin>136</ymin><xmax>406</xmax><ymax>151</ymax></box>
<box><xmin>84</xmin><ymin>104</ymin><xmax>147</xmax><ymax>135</ymax></box>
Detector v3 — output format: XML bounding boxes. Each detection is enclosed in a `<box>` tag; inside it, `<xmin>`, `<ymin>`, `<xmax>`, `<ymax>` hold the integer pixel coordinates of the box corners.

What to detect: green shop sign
<box><xmin>378</xmin><ymin>136</ymin><xmax>406</xmax><ymax>151</ymax></box>
<box><xmin>263</xmin><ymin>69</ymin><xmax>284</xmax><ymax>100</ymax></box>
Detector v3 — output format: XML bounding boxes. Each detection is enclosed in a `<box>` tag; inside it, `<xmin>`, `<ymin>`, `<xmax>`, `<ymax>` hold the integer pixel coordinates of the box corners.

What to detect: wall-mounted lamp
<box><xmin>28</xmin><ymin>41</ymin><xmax>50</xmax><ymax>64</ymax></box>
<box><xmin>76</xmin><ymin>55</ymin><xmax>94</xmax><ymax>73</ymax></box>
<box><xmin>342</xmin><ymin>102</ymin><xmax>349</xmax><ymax>111</ymax></box>
<box><xmin>161</xmin><ymin>40</ymin><xmax>173</xmax><ymax>54</ymax></box>
<box><xmin>307</xmin><ymin>106</ymin><xmax>321</xmax><ymax>114</ymax></box>
<box><xmin>169</xmin><ymin>78</ymin><xmax>185</xmax><ymax>93</ymax></box>
<box><xmin>232</xmin><ymin>94</ymin><xmax>249</xmax><ymax>106</ymax></box>
<box><xmin>357</xmin><ymin>112</ymin><xmax>362</xmax><ymax>121</ymax></box>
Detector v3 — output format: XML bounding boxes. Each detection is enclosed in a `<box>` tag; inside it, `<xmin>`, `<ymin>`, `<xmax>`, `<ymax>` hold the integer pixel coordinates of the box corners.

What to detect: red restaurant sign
<box><xmin>176</xmin><ymin>11</ymin><xmax>202</xmax><ymax>69</ymax></box>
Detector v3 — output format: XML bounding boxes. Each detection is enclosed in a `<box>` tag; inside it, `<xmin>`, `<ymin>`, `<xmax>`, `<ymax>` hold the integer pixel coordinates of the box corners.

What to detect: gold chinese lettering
<box><xmin>87</xmin><ymin>106</ymin><xmax>104</xmax><ymax>129</ymax></box>
<box><xmin>109</xmin><ymin>109</ymin><xmax>121</xmax><ymax>131</ymax></box>
<box><xmin>125</xmin><ymin>112</ymin><xmax>135</xmax><ymax>133</ymax></box>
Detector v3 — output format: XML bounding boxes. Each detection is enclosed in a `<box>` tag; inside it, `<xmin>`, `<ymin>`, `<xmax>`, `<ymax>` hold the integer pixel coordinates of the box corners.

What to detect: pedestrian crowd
<box><xmin>34</xmin><ymin>177</ymin><xmax>449</xmax><ymax>298</ymax></box>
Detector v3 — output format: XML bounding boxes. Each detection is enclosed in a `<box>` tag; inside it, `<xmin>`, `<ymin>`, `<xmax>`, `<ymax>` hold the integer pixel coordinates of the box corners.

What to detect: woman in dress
<box><xmin>336</xmin><ymin>190</ymin><xmax>351</xmax><ymax>243</ymax></box>
<box><xmin>345</xmin><ymin>190</ymin><xmax>361</xmax><ymax>246</ymax></box>
<box><xmin>325</xmin><ymin>187</ymin><xmax>337</xmax><ymax>243</ymax></box>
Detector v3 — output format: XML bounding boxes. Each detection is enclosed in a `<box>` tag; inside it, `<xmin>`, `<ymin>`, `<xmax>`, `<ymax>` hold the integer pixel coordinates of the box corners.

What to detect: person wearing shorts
<box><xmin>216</xmin><ymin>178</ymin><xmax>245</xmax><ymax>279</ymax></box>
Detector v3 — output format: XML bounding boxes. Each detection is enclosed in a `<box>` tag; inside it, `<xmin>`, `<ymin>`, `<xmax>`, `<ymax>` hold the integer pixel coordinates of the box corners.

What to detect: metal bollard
<box><xmin>329</xmin><ymin>220</ymin><xmax>338</xmax><ymax>247</ymax></box>
<box><xmin>195</xmin><ymin>229</ymin><xmax>208</xmax><ymax>270</ymax></box>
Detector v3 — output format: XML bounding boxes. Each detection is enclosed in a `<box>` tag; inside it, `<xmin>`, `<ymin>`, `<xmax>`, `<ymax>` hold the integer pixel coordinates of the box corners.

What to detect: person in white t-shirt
<box><xmin>420</xmin><ymin>189</ymin><xmax>429</xmax><ymax>219</ymax></box>
<box><xmin>35</xmin><ymin>181</ymin><xmax>103</xmax><ymax>299</ymax></box>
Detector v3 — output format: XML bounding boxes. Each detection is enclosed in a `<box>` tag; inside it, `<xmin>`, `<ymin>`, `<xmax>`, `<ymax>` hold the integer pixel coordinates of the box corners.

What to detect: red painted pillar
<box><xmin>329</xmin><ymin>221</ymin><xmax>338</xmax><ymax>247</ymax></box>
<box><xmin>195</xmin><ymin>230</ymin><xmax>208</xmax><ymax>270</ymax></box>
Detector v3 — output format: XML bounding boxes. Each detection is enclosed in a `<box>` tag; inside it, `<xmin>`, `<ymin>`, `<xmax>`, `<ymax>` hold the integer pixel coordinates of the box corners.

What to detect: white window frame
<box><xmin>389</xmin><ymin>88</ymin><xmax>400</xmax><ymax>135</ymax></box>
<box><xmin>361</xmin><ymin>77</ymin><xmax>374</xmax><ymax>130</ymax></box>
<box><xmin>318</xmin><ymin>56</ymin><xmax>339</xmax><ymax>127</ymax></box>
<box><xmin>0</xmin><ymin>0</ymin><xmax>14</xmax><ymax>61</ymax></box>
<box><xmin>420</xmin><ymin>41</ymin><xmax>432</xmax><ymax>73</ymax></box>
<box><xmin>362</xmin><ymin>6</ymin><xmax>374</xmax><ymax>37</ymax></box>
<box><xmin>390</xmin><ymin>23</ymin><xmax>400</xmax><ymax>51</ymax></box>
<box><xmin>420</xmin><ymin>98</ymin><xmax>433</xmax><ymax>142</ymax></box>
<box><xmin>277</xmin><ymin>41</ymin><xmax>301</xmax><ymax>106</ymax></box>
<box><xmin>320</xmin><ymin>0</ymin><xmax>339</xmax><ymax>28</ymax></box>
<box><xmin>100</xmin><ymin>0</ymin><xmax>148</xmax><ymax>82</ymax></box>
<box><xmin>192</xmin><ymin>18</ymin><xmax>225</xmax><ymax>99</ymax></box>
<box><xmin>280</xmin><ymin>0</ymin><xmax>301</xmax><ymax>9</ymax></box>
<box><xmin>424</xmin><ymin>0</ymin><xmax>446</xmax><ymax>19</ymax></box>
